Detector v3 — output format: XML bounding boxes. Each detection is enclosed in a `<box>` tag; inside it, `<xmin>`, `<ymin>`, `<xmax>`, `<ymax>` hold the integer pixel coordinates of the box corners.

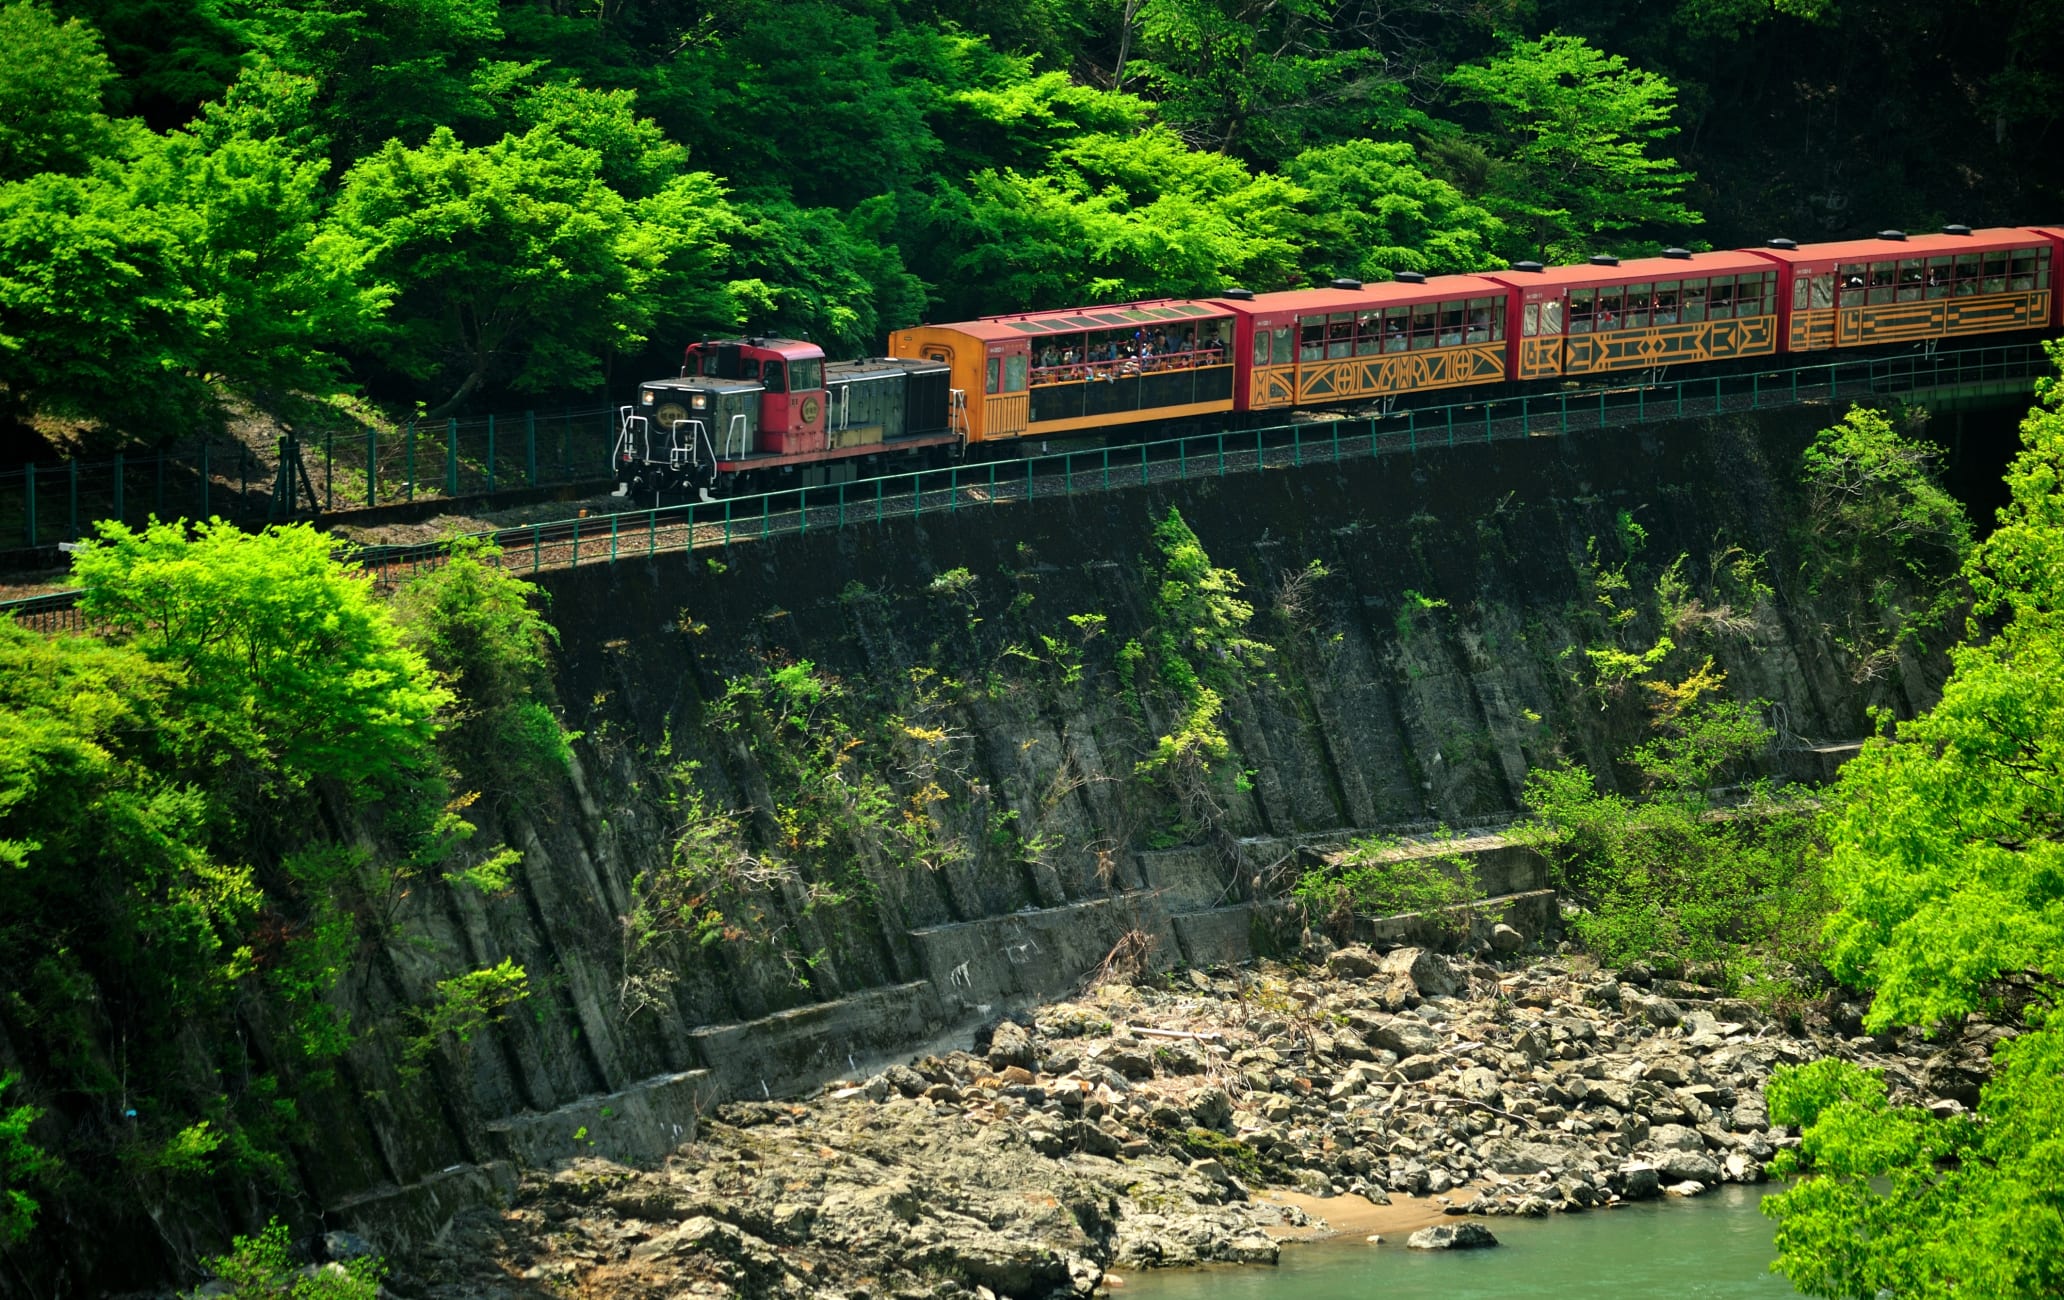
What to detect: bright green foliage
<box><xmin>1292</xmin><ymin>832</ymin><xmax>1480</xmax><ymax>938</ymax></box>
<box><xmin>1764</xmin><ymin>1034</ymin><xmax>2064</xmax><ymax>1298</ymax></box>
<box><xmin>1765</xmin><ymin>346</ymin><xmax>2064</xmax><ymax>1293</ymax></box>
<box><xmin>73</xmin><ymin>518</ymin><xmax>447</xmax><ymax>801</ymax></box>
<box><xmin>1797</xmin><ymin>408</ymin><xmax>1972</xmax><ymax>680</ymax></box>
<box><xmin>400</xmin><ymin>958</ymin><xmax>530</xmax><ymax>1077</ymax></box>
<box><xmin>929</xmin><ymin>127</ymin><xmax>1305</xmax><ymax>315</ymax></box>
<box><xmin>1445</xmin><ymin>34</ymin><xmax>1699</xmax><ymax>262</ymax></box>
<box><xmin>199</xmin><ymin>1216</ymin><xmax>384</xmax><ymax>1299</ymax></box>
<box><xmin>0</xmin><ymin>0</ymin><xmax>117</xmax><ymax>181</ymax></box>
<box><xmin>391</xmin><ymin>538</ymin><xmax>570</xmax><ymax>797</ymax></box>
<box><xmin>1124</xmin><ymin>509</ymin><xmax>1272</xmax><ymax>831</ymax></box>
<box><xmin>1817</xmin><ymin>355</ymin><xmax>2064</xmax><ymax>1028</ymax></box>
<box><xmin>1282</xmin><ymin>140</ymin><xmax>1505</xmax><ymax>282</ymax></box>
<box><xmin>1521</xmin><ymin>699</ymin><xmax>1823</xmax><ymax>989</ymax></box>
<box><xmin>333</xmin><ymin>124</ymin><xmax>729</xmax><ymax>415</ymax></box>
<box><xmin>0</xmin><ymin>1072</ymin><xmax>55</xmax><ymax>1246</ymax></box>
<box><xmin>723</xmin><ymin>197</ymin><xmax>923</xmax><ymax>356</ymax></box>
<box><xmin>619</xmin><ymin>779</ymin><xmax>761</xmax><ymax>1017</ymax></box>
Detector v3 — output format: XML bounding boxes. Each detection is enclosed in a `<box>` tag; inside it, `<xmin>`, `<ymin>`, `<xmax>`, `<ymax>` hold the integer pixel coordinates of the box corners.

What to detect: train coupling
<box><xmin>610</xmin><ymin>482</ymin><xmax>631</xmax><ymax>498</ymax></box>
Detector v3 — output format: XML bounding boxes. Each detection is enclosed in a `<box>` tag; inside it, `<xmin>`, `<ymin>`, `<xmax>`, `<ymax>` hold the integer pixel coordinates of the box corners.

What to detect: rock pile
<box><xmin>397</xmin><ymin>949</ymin><xmax>1960</xmax><ymax>1300</ymax></box>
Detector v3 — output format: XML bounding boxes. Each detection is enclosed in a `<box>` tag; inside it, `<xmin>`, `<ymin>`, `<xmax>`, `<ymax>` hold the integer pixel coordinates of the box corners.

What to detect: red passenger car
<box><xmin>1484</xmin><ymin>251</ymin><xmax>1781</xmax><ymax>382</ymax></box>
<box><xmin>1753</xmin><ymin>227</ymin><xmax>2054</xmax><ymax>352</ymax></box>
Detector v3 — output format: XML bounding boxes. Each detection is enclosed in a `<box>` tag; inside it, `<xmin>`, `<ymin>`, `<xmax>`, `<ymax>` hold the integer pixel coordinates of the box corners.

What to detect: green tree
<box><xmin>72</xmin><ymin>518</ymin><xmax>448</xmax><ymax>801</ymax></box>
<box><xmin>1282</xmin><ymin>139</ymin><xmax>1505</xmax><ymax>282</ymax></box>
<box><xmin>1764</xmin><ymin>344</ymin><xmax>2064</xmax><ymax>1294</ymax></box>
<box><xmin>1445</xmin><ymin>33</ymin><xmax>1699</xmax><ymax>262</ymax></box>
<box><xmin>0</xmin><ymin>0</ymin><xmax>118</xmax><ymax>182</ymax></box>
<box><xmin>0</xmin><ymin>1071</ymin><xmax>55</xmax><ymax>1245</ymax></box>
<box><xmin>199</xmin><ymin>1216</ymin><xmax>383</xmax><ymax>1299</ymax></box>
<box><xmin>333</xmin><ymin>124</ymin><xmax>680</xmax><ymax>413</ymax></box>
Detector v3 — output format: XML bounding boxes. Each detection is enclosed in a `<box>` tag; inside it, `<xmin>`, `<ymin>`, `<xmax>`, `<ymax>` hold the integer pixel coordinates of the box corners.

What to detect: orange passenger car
<box><xmin>889</xmin><ymin>300</ymin><xmax>1237</xmax><ymax>444</ymax></box>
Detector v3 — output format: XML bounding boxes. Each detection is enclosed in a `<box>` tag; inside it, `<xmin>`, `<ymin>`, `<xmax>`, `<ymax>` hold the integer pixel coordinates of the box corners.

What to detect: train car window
<box><xmin>1595</xmin><ymin>289</ymin><xmax>1622</xmax><ymax>329</ymax></box>
<box><xmin>1897</xmin><ymin>260</ymin><xmax>1925</xmax><ymax>302</ymax></box>
<box><xmin>1540</xmin><ymin>299</ymin><xmax>1564</xmax><ymax>334</ymax></box>
<box><xmin>1982</xmin><ymin>252</ymin><xmax>2009</xmax><ymax>293</ymax></box>
<box><xmin>1437</xmin><ymin>302</ymin><xmax>1465</xmax><ymax>346</ymax></box>
<box><xmin>1272</xmin><ymin>327</ymin><xmax>1292</xmax><ymax>362</ymax></box>
<box><xmin>1252</xmin><ymin>331</ymin><xmax>1271</xmax><ymax>366</ymax></box>
<box><xmin>1926</xmin><ymin>257</ymin><xmax>1954</xmax><ymax>299</ymax></box>
<box><xmin>792</xmin><ymin>359</ymin><xmax>822</xmax><ymax>390</ymax></box>
<box><xmin>2009</xmin><ymin>250</ymin><xmax>2038</xmax><ymax>290</ymax></box>
<box><xmin>1864</xmin><ymin>263</ymin><xmax>1894</xmax><ymax>305</ymax></box>
<box><xmin>1738</xmin><ymin>276</ymin><xmax>1765</xmax><ymax>316</ymax></box>
<box><xmin>1680</xmin><ymin>280</ymin><xmax>1707</xmax><ymax>322</ymax></box>
<box><xmin>2039</xmin><ymin>246</ymin><xmax>2053</xmax><ymax>290</ymax></box>
<box><xmin>1793</xmin><ymin>277</ymin><xmax>1811</xmax><ymax>310</ymax></box>
<box><xmin>740</xmin><ymin>357</ymin><xmax>762</xmax><ymax>379</ymax></box>
<box><xmin>1810</xmin><ymin>274</ymin><xmax>1834</xmax><ymax>309</ymax></box>
<box><xmin>1355</xmin><ymin>311</ymin><xmax>1384</xmax><ymax>355</ymax></box>
<box><xmin>1952</xmin><ymin>253</ymin><xmax>1981</xmax><ymax>295</ymax></box>
<box><xmin>1327</xmin><ymin>314</ymin><xmax>1354</xmax><ymax>359</ymax></box>
<box><xmin>1410</xmin><ymin>305</ymin><xmax>1438</xmax><ymax>349</ymax></box>
<box><xmin>1849</xmin><ymin>264</ymin><xmax>1882</xmax><ymax>307</ymax></box>
<box><xmin>1653</xmin><ymin>285</ymin><xmax>1679</xmax><ymax>325</ymax></box>
<box><xmin>762</xmin><ymin>360</ymin><xmax>786</xmax><ymax>392</ymax></box>
<box><xmin>1522</xmin><ymin>304</ymin><xmax>1540</xmax><ymax>337</ymax></box>
<box><xmin>985</xmin><ymin>357</ymin><xmax>1000</xmax><ymax>395</ymax></box>
<box><xmin>1466</xmin><ymin>298</ymin><xmax>1496</xmax><ymax>342</ymax></box>
<box><xmin>1004</xmin><ymin>354</ymin><xmax>1028</xmax><ymax>391</ymax></box>
<box><xmin>1487</xmin><ymin>299</ymin><xmax>1507</xmax><ymax>342</ymax></box>
<box><xmin>1383</xmin><ymin>307</ymin><xmax>1410</xmax><ymax>352</ymax></box>
<box><xmin>1299</xmin><ymin>322</ymin><xmax>1325</xmax><ymax>362</ymax></box>
<box><xmin>1709</xmin><ymin>279</ymin><xmax>1735</xmax><ymax>319</ymax></box>
<box><xmin>1625</xmin><ymin>283</ymin><xmax>1652</xmax><ymax>329</ymax></box>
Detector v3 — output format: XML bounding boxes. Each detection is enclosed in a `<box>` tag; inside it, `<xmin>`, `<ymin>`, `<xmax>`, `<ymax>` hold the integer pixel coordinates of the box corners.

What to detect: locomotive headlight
<box><xmin>641</xmin><ymin>389</ymin><xmax>656</xmax><ymax>405</ymax></box>
<box><xmin>692</xmin><ymin>394</ymin><xmax>709</xmax><ymax>410</ymax></box>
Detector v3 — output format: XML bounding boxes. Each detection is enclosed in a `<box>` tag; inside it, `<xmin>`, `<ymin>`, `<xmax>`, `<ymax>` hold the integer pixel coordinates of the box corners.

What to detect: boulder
<box><xmin>1655</xmin><ymin>1149</ymin><xmax>1724</xmax><ymax>1185</ymax></box>
<box><xmin>1616</xmin><ymin>1161</ymin><xmax>1661</xmax><ymax>1200</ymax></box>
<box><xmin>1489</xmin><ymin>924</ymin><xmax>1526</xmax><ymax>953</ymax></box>
<box><xmin>1327</xmin><ymin>947</ymin><xmax>1383</xmax><ymax>979</ymax></box>
<box><xmin>1648</xmin><ymin>1123</ymin><xmax>1707</xmax><ymax>1153</ymax></box>
<box><xmin>988</xmin><ymin>1021</ymin><xmax>1037</xmax><ymax>1071</ymax></box>
<box><xmin>1372</xmin><ymin>1019</ymin><xmax>1443</xmax><ymax>1058</ymax></box>
<box><xmin>1456</xmin><ymin>1067</ymin><xmax>1504</xmax><ymax>1104</ymax></box>
<box><xmin>1380</xmin><ymin>947</ymin><xmax>1459</xmax><ymax>998</ymax></box>
<box><xmin>1407</xmin><ymin>1223</ymin><xmax>1500</xmax><ymax>1250</ymax></box>
<box><xmin>1639</xmin><ymin>996</ymin><xmax>1684</xmax><ymax>1027</ymax></box>
<box><xmin>1188</xmin><ymin>1086</ymin><xmax>1234</xmax><ymax>1132</ymax></box>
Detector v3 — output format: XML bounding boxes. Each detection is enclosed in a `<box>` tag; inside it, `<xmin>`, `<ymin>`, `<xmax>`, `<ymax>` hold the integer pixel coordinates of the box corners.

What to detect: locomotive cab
<box><xmin>683</xmin><ymin>338</ymin><xmax>828</xmax><ymax>455</ymax></box>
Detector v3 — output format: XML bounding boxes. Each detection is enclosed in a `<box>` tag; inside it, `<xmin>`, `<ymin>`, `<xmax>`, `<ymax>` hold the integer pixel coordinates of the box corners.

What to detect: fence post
<box><xmin>113</xmin><ymin>452</ymin><xmax>124</xmax><ymax>523</ymax></box>
<box><xmin>526</xmin><ymin>411</ymin><xmax>537</xmax><ymax>486</ymax></box>
<box><xmin>406</xmin><ymin>420</ymin><xmax>415</xmax><ymax>502</ymax></box>
<box><xmin>366</xmin><ymin>426</ymin><xmax>376</xmax><ymax>507</ymax></box>
<box><xmin>446</xmin><ymin>419</ymin><xmax>459</xmax><ymax>496</ymax></box>
<box><xmin>487</xmin><ymin>414</ymin><xmax>497</xmax><ymax>496</ymax></box>
<box><xmin>22</xmin><ymin>464</ymin><xmax>34</xmax><ymax>547</ymax></box>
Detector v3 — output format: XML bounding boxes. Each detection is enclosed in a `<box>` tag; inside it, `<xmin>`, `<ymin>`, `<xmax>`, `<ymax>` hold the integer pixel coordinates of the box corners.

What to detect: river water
<box><xmin>1119</xmin><ymin>1186</ymin><xmax>1799</xmax><ymax>1300</ymax></box>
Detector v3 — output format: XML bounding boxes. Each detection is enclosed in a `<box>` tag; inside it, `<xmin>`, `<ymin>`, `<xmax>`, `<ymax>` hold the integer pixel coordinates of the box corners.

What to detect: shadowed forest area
<box><xmin>0</xmin><ymin>0</ymin><xmax>2058</xmax><ymax>455</ymax></box>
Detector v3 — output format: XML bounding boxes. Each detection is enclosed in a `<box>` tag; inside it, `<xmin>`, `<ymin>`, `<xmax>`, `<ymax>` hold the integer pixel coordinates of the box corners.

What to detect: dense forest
<box><xmin>0</xmin><ymin>0</ymin><xmax>2058</xmax><ymax>455</ymax></box>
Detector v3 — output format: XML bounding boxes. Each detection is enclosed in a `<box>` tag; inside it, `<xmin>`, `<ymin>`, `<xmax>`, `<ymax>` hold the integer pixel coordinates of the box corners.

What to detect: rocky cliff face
<box><xmin>13</xmin><ymin>409</ymin><xmax>1950</xmax><ymax>1293</ymax></box>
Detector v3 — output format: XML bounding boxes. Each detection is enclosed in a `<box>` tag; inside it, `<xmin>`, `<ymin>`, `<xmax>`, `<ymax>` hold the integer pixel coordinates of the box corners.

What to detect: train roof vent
<box><xmin>1589</xmin><ymin>254</ymin><xmax>1620</xmax><ymax>267</ymax></box>
<box><xmin>1663</xmin><ymin>247</ymin><xmax>1693</xmax><ymax>259</ymax></box>
<box><xmin>1878</xmin><ymin>229</ymin><xmax>1908</xmax><ymax>241</ymax></box>
<box><xmin>1944</xmin><ymin>223</ymin><xmax>1974</xmax><ymax>236</ymax></box>
<box><xmin>1510</xmin><ymin>260</ymin><xmax>1546</xmax><ymax>272</ymax></box>
<box><xmin>1221</xmin><ymin>286</ymin><xmax>1256</xmax><ymax>300</ymax></box>
<box><xmin>1394</xmin><ymin>270</ymin><xmax>1428</xmax><ymax>284</ymax></box>
<box><xmin>1329</xmin><ymin>277</ymin><xmax>1364</xmax><ymax>290</ymax></box>
<box><xmin>1767</xmin><ymin>237</ymin><xmax>1798</xmax><ymax>249</ymax></box>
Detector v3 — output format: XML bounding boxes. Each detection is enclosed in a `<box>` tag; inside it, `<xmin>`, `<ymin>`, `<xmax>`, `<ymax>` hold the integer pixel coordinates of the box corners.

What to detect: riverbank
<box><xmin>392</xmin><ymin>946</ymin><xmax>1975</xmax><ymax>1299</ymax></box>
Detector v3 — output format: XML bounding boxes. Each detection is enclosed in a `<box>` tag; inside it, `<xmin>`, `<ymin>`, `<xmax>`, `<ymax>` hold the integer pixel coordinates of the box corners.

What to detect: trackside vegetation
<box><xmin>0</xmin><ymin>522</ymin><xmax>562</xmax><ymax>1252</ymax></box>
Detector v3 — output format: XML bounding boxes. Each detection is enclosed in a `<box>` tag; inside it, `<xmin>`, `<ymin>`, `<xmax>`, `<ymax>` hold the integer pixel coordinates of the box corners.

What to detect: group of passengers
<box><xmin>1032</xmin><ymin>327</ymin><xmax>1227</xmax><ymax>382</ymax></box>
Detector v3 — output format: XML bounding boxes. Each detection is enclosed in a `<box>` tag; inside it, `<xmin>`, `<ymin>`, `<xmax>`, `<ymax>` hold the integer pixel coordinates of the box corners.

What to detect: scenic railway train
<box><xmin>612</xmin><ymin>224</ymin><xmax>2063</xmax><ymax>500</ymax></box>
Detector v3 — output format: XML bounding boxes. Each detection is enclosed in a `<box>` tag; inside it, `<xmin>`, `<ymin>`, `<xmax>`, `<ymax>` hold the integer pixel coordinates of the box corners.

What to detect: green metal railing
<box><xmin>4</xmin><ymin>343</ymin><xmax>2049</xmax><ymax>634</ymax></box>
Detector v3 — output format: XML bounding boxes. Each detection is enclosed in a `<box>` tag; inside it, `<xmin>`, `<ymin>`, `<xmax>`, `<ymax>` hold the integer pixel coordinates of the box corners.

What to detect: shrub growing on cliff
<box><xmin>198</xmin><ymin>1216</ymin><xmax>383</xmax><ymax>1299</ymax></box>
<box><xmin>1291</xmin><ymin>832</ymin><xmax>1479</xmax><ymax>941</ymax></box>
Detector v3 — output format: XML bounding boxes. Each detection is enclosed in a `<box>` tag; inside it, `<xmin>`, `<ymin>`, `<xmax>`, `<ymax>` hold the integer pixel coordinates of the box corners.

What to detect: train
<box><xmin>612</xmin><ymin>224</ymin><xmax>2061</xmax><ymax>500</ymax></box>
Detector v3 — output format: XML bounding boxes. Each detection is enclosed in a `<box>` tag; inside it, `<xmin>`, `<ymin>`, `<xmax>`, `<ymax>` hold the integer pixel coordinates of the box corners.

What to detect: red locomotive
<box><xmin>616</xmin><ymin>225</ymin><xmax>2059</xmax><ymax>497</ymax></box>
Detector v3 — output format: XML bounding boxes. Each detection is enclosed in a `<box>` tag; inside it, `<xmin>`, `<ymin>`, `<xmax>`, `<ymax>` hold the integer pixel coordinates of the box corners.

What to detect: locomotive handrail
<box><xmin>4</xmin><ymin>341</ymin><xmax>2050</xmax><ymax>634</ymax></box>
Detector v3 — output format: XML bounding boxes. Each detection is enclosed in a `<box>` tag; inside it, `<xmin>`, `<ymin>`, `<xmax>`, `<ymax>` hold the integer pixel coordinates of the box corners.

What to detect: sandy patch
<box><xmin>1260</xmin><ymin>1187</ymin><xmax>1474</xmax><ymax>1241</ymax></box>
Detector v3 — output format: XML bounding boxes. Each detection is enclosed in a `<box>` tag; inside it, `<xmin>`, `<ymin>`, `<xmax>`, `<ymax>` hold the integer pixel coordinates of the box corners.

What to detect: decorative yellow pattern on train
<box><xmin>1791</xmin><ymin>310</ymin><xmax>1836</xmax><ymax>352</ymax></box>
<box><xmin>980</xmin><ymin>392</ymin><xmax>1030</xmax><ymax>440</ymax></box>
<box><xmin>1292</xmin><ymin>345</ymin><xmax>1504</xmax><ymax>404</ymax></box>
<box><xmin>1518</xmin><ymin>336</ymin><xmax>1563</xmax><ymax>380</ymax></box>
<box><xmin>1832</xmin><ymin>291</ymin><xmax>2050</xmax><ymax>347</ymax></box>
<box><xmin>1565</xmin><ymin>315</ymin><xmax>1776</xmax><ymax>375</ymax></box>
<box><xmin>1250</xmin><ymin>364</ymin><xmax>1298</xmax><ymax>408</ymax></box>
